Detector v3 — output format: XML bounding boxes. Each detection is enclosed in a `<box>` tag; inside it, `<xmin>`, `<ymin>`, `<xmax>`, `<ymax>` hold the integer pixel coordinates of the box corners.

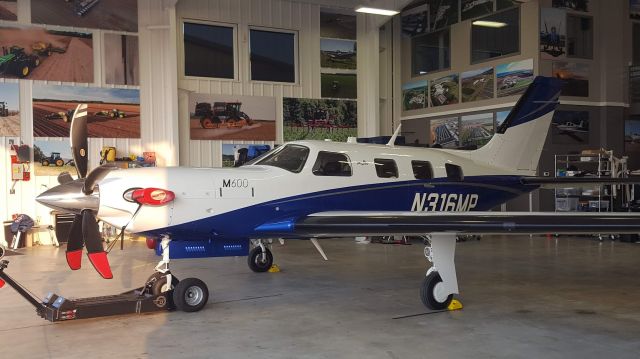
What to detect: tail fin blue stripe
<box><xmin>497</xmin><ymin>76</ymin><xmax>563</xmax><ymax>134</ymax></box>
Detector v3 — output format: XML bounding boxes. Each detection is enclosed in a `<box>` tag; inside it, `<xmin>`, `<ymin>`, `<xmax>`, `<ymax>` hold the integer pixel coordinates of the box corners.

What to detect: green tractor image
<box><xmin>95</xmin><ymin>108</ymin><xmax>126</xmax><ymax>118</ymax></box>
<box><xmin>0</xmin><ymin>46</ymin><xmax>40</xmax><ymax>78</ymax></box>
<box><xmin>195</xmin><ymin>102</ymin><xmax>253</xmax><ymax>129</ymax></box>
<box><xmin>41</xmin><ymin>152</ymin><xmax>74</xmax><ymax>167</ymax></box>
<box><xmin>45</xmin><ymin>109</ymin><xmax>75</xmax><ymax>123</ymax></box>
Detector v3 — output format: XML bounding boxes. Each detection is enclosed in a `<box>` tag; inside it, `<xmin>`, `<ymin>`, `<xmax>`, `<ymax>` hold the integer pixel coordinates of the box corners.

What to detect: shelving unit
<box><xmin>554</xmin><ymin>150</ymin><xmax>629</xmax><ymax>212</ymax></box>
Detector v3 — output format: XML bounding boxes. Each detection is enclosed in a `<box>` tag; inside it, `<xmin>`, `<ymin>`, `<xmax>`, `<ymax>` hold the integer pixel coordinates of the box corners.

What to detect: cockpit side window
<box><xmin>374</xmin><ymin>158</ymin><xmax>398</xmax><ymax>178</ymax></box>
<box><xmin>255</xmin><ymin>145</ymin><xmax>310</xmax><ymax>173</ymax></box>
<box><xmin>312</xmin><ymin>151</ymin><xmax>352</xmax><ymax>176</ymax></box>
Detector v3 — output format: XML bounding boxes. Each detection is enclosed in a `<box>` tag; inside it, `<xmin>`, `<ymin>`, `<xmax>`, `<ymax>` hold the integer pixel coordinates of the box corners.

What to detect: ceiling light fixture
<box><xmin>472</xmin><ymin>20</ymin><xmax>508</xmax><ymax>28</ymax></box>
<box><xmin>355</xmin><ymin>7</ymin><xmax>399</xmax><ymax>16</ymax></box>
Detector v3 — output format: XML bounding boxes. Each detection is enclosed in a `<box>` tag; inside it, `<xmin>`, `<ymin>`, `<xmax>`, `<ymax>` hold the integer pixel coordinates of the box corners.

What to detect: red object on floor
<box><xmin>87</xmin><ymin>252</ymin><xmax>113</xmax><ymax>279</ymax></box>
<box><xmin>66</xmin><ymin>250</ymin><xmax>83</xmax><ymax>270</ymax></box>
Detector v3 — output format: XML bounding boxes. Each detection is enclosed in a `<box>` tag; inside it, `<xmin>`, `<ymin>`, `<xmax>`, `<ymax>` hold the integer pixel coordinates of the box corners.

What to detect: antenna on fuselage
<box><xmin>386</xmin><ymin>124</ymin><xmax>402</xmax><ymax>147</ymax></box>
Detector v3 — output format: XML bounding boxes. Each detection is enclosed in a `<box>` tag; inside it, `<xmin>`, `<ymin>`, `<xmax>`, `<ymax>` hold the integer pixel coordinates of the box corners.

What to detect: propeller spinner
<box><xmin>36</xmin><ymin>104</ymin><xmax>117</xmax><ymax>279</ymax></box>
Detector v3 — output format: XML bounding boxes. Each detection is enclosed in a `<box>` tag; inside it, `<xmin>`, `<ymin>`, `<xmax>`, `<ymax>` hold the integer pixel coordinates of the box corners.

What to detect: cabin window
<box><xmin>445</xmin><ymin>163</ymin><xmax>464</xmax><ymax>181</ymax></box>
<box><xmin>374</xmin><ymin>158</ymin><xmax>398</xmax><ymax>178</ymax></box>
<box><xmin>312</xmin><ymin>151</ymin><xmax>352</xmax><ymax>177</ymax></box>
<box><xmin>412</xmin><ymin>160</ymin><xmax>433</xmax><ymax>180</ymax></box>
<box><xmin>255</xmin><ymin>144</ymin><xmax>309</xmax><ymax>173</ymax></box>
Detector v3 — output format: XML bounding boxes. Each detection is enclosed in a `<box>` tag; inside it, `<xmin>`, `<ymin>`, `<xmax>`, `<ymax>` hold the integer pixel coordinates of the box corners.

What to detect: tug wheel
<box><xmin>420</xmin><ymin>271</ymin><xmax>453</xmax><ymax>310</ymax></box>
<box><xmin>147</xmin><ymin>272</ymin><xmax>179</xmax><ymax>294</ymax></box>
<box><xmin>0</xmin><ymin>246</ymin><xmax>5</xmax><ymax>259</ymax></box>
<box><xmin>248</xmin><ymin>246</ymin><xmax>273</xmax><ymax>273</ymax></box>
<box><xmin>173</xmin><ymin>278</ymin><xmax>209</xmax><ymax>312</ymax></box>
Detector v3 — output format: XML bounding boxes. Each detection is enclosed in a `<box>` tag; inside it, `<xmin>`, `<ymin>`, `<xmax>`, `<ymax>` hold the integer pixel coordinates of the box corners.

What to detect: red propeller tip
<box><xmin>66</xmin><ymin>250</ymin><xmax>83</xmax><ymax>270</ymax></box>
<box><xmin>87</xmin><ymin>252</ymin><xmax>113</xmax><ymax>279</ymax></box>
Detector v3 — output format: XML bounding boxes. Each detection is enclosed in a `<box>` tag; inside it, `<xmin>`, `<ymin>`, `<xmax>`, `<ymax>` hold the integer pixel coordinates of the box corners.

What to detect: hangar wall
<box><xmin>0</xmin><ymin>0</ymin><xmax>179</xmax><ymax>242</ymax></box>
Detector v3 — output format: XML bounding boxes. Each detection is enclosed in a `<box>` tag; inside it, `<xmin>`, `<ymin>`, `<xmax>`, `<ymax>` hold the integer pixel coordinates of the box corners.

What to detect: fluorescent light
<box><xmin>472</xmin><ymin>20</ymin><xmax>508</xmax><ymax>28</ymax></box>
<box><xmin>355</xmin><ymin>7</ymin><xmax>399</xmax><ymax>16</ymax></box>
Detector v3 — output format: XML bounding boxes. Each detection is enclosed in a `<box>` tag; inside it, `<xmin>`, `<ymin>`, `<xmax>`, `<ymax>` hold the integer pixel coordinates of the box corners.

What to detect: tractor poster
<box><xmin>283</xmin><ymin>97</ymin><xmax>357</xmax><ymax>142</ymax></box>
<box><xmin>0</xmin><ymin>82</ymin><xmax>19</xmax><ymax>136</ymax></box>
<box><xmin>33</xmin><ymin>139</ymin><xmax>76</xmax><ymax>177</ymax></box>
<box><xmin>540</xmin><ymin>7</ymin><xmax>566</xmax><ymax>59</ymax></box>
<box><xmin>31</xmin><ymin>0</ymin><xmax>138</xmax><ymax>33</ymax></box>
<box><xmin>221</xmin><ymin>144</ymin><xmax>271</xmax><ymax>167</ymax></box>
<box><xmin>496</xmin><ymin>59</ymin><xmax>534</xmax><ymax>97</ymax></box>
<box><xmin>189</xmin><ymin>93</ymin><xmax>276</xmax><ymax>141</ymax></box>
<box><xmin>461</xmin><ymin>67</ymin><xmax>494</xmax><ymax>103</ymax></box>
<box><xmin>402</xmin><ymin>80</ymin><xmax>428</xmax><ymax>111</ymax></box>
<box><xmin>32</xmin><ymin>84</ymin><xmax>140</xmax><ymax>138</ymax></box>
<box><xmin>0</xmin><ymin>0</ymin><xmax>17</xmax><ymax>21</ymax></box>
<box><xmin>0</xmin><ymin>26</ymin><xmax>93</xmax><ymax>83</ymax></box>
<box><xmin>104</xmin><ymin>34</ymin><xmax>139</xmax><ymax>86</ymax></box>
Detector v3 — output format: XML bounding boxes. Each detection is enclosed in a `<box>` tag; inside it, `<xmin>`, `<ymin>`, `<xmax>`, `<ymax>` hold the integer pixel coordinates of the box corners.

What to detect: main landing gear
<box><xmin>248</xmin><ymin>239</ymin><xmax>274</xmax><ymax>273</ymax></box>
<box><xmin>420</xmin><ymin>233</ymin><xmax>458</xmax><ymax>310</ymax></box>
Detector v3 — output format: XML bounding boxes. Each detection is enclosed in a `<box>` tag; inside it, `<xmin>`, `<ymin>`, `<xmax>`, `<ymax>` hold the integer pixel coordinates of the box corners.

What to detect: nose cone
<box><xmin>36</xmin><ymin>180</ymin><xmax>99</xmax><ymax>215</ymax></box>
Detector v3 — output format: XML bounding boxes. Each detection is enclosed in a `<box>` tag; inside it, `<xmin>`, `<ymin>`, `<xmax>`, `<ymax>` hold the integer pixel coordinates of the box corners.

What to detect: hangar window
<box><xmin>471</xmin><ymin>7</ymin><xmax>520</xmax><ymax>63</ymax></box>
<box><xmin>412</xmin><ymin>29</ymin><xmax>450</xmax><ymax>75</ymax></box>
<box><xmin>183</xmin><ymin>21</ymin><xmax>236</xmax><ymax>79</ymax></box>
<box><xmin>250</xmin><ymin>28</ymin><xmax>297</xmax><ymax>83</ymax></box>
<box><xmin>255</xmin><ymin>145</ymin><xmax>309</xmax><ymax>173</ymax></box>
<box><xmin>445</xmin><ymin>163</ymin><xmax>464</xmax><ymax>181</ymax></box>
<box><xmin>567</xmin><ymin>15</ymin><xmax>593</xmax><ymax>59</ymax></box>
<box><xmin>412</xmin><ymin>161</ymin><xmax>433</xmax><ymax>180</ymax></box>
<box><xmin>374</xmin><ymin>158</ymin><xmax>398</xmax><ymax>178</ymax></box>
<box><xmin>312</xmin><ymin>151</ymin><xmax>352</xmax><ymax>177</ymax></box>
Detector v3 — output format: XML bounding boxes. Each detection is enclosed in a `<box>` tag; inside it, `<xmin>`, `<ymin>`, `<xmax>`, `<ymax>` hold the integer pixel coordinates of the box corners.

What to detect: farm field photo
<box><xmin>0</xmin><ymin>0</ymin><xmax>16</xmax><ymax>21</ymax></box>
<box><xmin>0</xmin><ymin>26</ymin><xmax>93</xmax><ymax>83</ymax></box>
<box><xmin>460</xmin><ymin>113</ymin><xmax>494</xmax><ymax>148</ymax></box>
<box><xmin>461</xmin><ymin>67</ymin><xmax>494</xmax><ymax>102</ymax></box>
<box><xmin>283</xmin><ymin>98</ymin><xmax>357</xmax><ymax>142</ymax></box>
<box><xmin>320</xmin><ymin>38</ymin><xmax>356</xmax><ymax>70</ymax></box>
<box><xmin>33</xmin><ymin>85</ymin><xmax>140</xmax><ymax>138</ymax></box>
<box><xmin>31</xmin><ymin>0</ymin><xmax>138</xmax><ymax>32</ymax></box>
<box><xmin>33</xmin><ymin>139</ymin><xmax>75</xmax><ymax>176</ymax></box>
<box><xmin>189</xmin><ymin>93</ymin><xmax>276</xmax><ymax>141</ymax></box>
<box><xmin>430</xmin><ymin>74</ymin><xmax>459</xmax><ymax>106</ymax></box>
<box><xmin>0</xmin><ymin>82</ymin><xmax>19</xmax><ymax>136</ymax></box>
<box><xmin>321</xmin><ymin>73</ymin><xmax>357</xmax><ymax>99</ymax></box>
<box><xmin>221</xmin><ymin>144</ymin><xmax>271</xmax><ymax>167</ymax></box>
<box><xmin>496</xmin><ymin>59</ymin><xmax>534</xmax><ymax>97</ymax></box>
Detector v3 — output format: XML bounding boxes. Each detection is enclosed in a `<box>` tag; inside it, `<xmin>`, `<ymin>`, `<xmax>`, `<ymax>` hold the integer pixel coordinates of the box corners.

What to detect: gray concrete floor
<box><xmin>0</xmin><ymin>236</ymin><xmax>639</xmax><ymax>359</ymax></box>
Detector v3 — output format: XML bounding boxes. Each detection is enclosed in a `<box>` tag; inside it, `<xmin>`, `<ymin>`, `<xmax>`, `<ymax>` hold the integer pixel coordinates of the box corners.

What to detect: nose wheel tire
<box><xmin>173</xmin><ymin>278</ymin><xmax>209</xmax><ymax>312</ymax></box>
<box><xmin>248</xmin><ymin>246</ymin><xmax>273</xmax><ymax>273</ymax></box>
<box><xmin>420</xmin><ymin>271</ymin><xmax>453</xmax><ymax>310</ymax></box>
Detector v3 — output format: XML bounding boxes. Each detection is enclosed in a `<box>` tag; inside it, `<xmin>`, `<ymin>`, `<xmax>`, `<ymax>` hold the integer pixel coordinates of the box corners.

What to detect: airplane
<box><xmin>32</xmin><ymin>76</ymin><xmax>640</xmax><ymax>313</ymax></box>
<box><xmin>554</xmin><ymin>120</ymin><xmax>588</xmax><ymax>133</ymax></box>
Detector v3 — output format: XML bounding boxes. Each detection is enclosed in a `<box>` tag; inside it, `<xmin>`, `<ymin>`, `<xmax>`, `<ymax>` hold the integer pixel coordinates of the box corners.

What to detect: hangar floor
<box><xmin>0</xmin><ymin>236</ymin><xmax>639</xmax><ymax>358</ymax></box>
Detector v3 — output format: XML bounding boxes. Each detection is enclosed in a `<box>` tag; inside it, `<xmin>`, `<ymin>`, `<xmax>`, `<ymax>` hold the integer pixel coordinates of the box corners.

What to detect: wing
<box><xmin>255</xmin><ymin>211</ymin><xmax>640</xmax><ymax>237</ymax></box>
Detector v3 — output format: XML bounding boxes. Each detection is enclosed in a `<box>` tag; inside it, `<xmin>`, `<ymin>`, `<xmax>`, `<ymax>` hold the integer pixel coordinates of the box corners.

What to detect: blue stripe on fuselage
<box><xmin>142</xmin><ymin>175</ymin><xmax>537</xmax><ymax>241</ymax></box>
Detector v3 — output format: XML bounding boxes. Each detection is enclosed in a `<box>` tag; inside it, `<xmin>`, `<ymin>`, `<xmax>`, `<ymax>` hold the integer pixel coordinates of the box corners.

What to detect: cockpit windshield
<box><xmin>253</xmin><ymin>144</ymin><xmax>310</xmax><ymax>173</ymax></box>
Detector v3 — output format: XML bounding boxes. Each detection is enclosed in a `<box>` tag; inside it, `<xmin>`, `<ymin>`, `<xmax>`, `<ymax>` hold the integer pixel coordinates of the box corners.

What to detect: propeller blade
<box><xmin>70</xmin><ymin>104</ymin><xmax>89</xmax><ymax>179</ymax></box>
<box><xmin>65</xmin><ymin>214</ymin><xmax>84</xmax><ymax>270</ymax></box>
<box><xmin>57</xmin><ymin>171</ymin><xmax>73</xmax><ymax>185</ymax></box>
<box><xmin>82</xmin><ymin>210</ymin><xmax>113</xmax><ymax>279</ymax></box>
<box><xmin>82</xmin><ymin>164</ymin><xmax>118</xmax><ymax>195</ymax></box>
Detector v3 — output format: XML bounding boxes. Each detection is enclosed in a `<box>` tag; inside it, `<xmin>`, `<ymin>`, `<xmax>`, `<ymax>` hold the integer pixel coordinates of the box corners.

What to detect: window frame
<box><xmin>469</xmin><ymin>6</ymin><xmax>521</xmax><ymax>65</ymax></box>
<box><xmin>180</xmin><ymin>18</ymin><xmax>239</xmax><ymax>81</ymax></box>
<box><xmin>374</xmin><ymin>158</ymin><xmax>399</xmax><ymax>179</ymax></box>
<box><xmin>311</xmin><ymin>151</ymin><xmax>353</xmax><ymax>177</ymax></box>
<box><xmin>566</xmin><ymin>13</ymin><xmax>594</xmax><ymax>60</ymax></box>
<box><xmin>411</xmin><ymin>160</ymin><xmax>434</xmax><ymax>180</ymax></box>
<box><xmin>248</xmin><ymin>25</ymin><xmax>299</xmax><ymax>84</ymax></box>
<box><xmin>411</xmin><ymin>27</ymin><xmax>451</xmax><ymax>76</ymax></box>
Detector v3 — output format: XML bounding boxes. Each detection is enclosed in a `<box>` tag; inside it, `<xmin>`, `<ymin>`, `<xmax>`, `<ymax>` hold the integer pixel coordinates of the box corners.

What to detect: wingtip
<box><xmin>87</xmin><ymin>252</ymin><xmax>113</xmax><ymax>279</ymax></box>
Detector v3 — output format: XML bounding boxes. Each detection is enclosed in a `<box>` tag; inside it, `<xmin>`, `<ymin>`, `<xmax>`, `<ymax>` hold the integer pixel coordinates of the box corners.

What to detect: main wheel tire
<box><xmin>146</xmin><ymin>272</ymin><xmax>180</xmax><ymax>295</ymax></box>
<box><xmin>20</xmin><ymin>65</ymin><xmax>30</xmax><ymax>78</ymax></box>
<box><xmin>248</xmin><ymin>246</ymin><xmax>273</xmax><ymax>273</ymax></box>
<box><xmin>420</xmin><ymin>271</ymin><xmax>453</xmax><ymax>310</ymax></box>
<box><xmin>173</xmin><ymin>278</ymin><xmax>209</xmax><ymax>312</ymax></box>
<box><xmin>200</xmin><ymin>117</ymin><xmax>214</xmax><ymax>128</ymax></box>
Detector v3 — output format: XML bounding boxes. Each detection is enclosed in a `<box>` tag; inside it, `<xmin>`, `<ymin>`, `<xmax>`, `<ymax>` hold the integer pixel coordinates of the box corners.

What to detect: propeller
<box><xmin>62</xmin><ymin>104</ymin><xmax>115</xmax><ymax>279</ymax></box>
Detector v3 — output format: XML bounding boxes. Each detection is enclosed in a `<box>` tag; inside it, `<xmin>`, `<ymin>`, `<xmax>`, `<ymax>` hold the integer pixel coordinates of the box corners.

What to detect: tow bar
<box><xmin>0</xmin><ymin>260</ymin><xmax>173</xmax><ymax>322</ymax></box>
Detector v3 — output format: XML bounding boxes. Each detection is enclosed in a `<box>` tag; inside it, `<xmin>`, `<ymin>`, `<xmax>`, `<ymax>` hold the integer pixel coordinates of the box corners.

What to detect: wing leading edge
<box><xmin>255</xmin><ymin>211</ymin><xmax>640</xmax><ymax>237</ymax></box>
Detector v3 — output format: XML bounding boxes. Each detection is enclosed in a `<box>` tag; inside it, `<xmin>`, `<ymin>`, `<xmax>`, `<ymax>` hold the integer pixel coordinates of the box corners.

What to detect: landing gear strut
<box><xmin>248</xmin><ymin>239</ymin><xmax>273</xmax><ymax>272</ymax></box>
<box><xmin>420</xmin><ymin>233</ymin><xmax>458</xmax><ymax>310</ymax></box>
